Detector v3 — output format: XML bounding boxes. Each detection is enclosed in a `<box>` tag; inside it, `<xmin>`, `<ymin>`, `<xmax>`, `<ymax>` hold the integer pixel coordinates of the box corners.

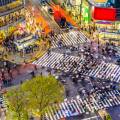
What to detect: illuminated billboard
<box><xmin>93</xmin><ymin>0</ymin><xmax>120</xmax><ymax>8</ymax></box>
<box><xmin>82</xmin><ymin>3</ymin><xmax>91</xmax><ymax>23</ymax></box>
<box><xmin>92</xmin><ymin>7</ymin><xmax>116</xmax><ymax>21</ymax></box>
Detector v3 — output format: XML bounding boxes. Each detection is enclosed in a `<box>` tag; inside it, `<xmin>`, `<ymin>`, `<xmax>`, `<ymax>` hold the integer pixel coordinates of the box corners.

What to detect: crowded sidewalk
<box><xmin>0</xmin><ymin>39</ymin><xmax>49</xmax><ymax>64</ymax></box>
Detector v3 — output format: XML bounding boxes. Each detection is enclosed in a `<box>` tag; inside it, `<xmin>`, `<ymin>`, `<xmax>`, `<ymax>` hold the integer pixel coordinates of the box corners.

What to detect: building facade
<box><xmin>0</xmin><ymin>0</ymin><xmax>16</xmax><ymax>6</ymax></box>
<box><xmin>0</xmin><ymin>0</ymin><xmax>25</xmax><ymax>43</ymax></box>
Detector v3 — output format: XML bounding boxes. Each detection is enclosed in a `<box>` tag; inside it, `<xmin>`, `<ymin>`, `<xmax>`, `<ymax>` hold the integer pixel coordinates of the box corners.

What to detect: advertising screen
<box><xmin>92</xmin><ymin>7</ymin><xmax>116</xmax><ymax>21</ymax></box>
<box><xmin>94</xmin><ymin>0</ymin><xmax>120</xmax><ymax>8</ymax></box>
<box><xmin>82</xmin><ymin>3</ymin><xmax>91</xmax><ymax>23</ymax></box>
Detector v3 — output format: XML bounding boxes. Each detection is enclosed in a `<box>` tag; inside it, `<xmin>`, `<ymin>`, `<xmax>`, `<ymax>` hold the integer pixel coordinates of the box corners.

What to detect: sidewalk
<box><xmin>4</xmin><ymin>49</ymin><xmax>46</xmax><ymax>64</ymax></box>
<box><xmin>2</xmin><ymin>40</ymin><xmax>49</xmax><ymax>64</ymax></box>
<box><xmin>11</xmin><ymin>63</ymin><xmax>35</xmax><ymax>79</ymax></box>
<box><xmin>2</xmin><ymin>63</ymin><xmax>36</xmax><ymax>88</ymax></box>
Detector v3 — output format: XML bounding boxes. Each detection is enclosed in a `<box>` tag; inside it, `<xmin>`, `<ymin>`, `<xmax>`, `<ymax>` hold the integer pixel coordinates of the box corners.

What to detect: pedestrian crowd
<box><xmin>41</xmin><ymin>38</ymin><xmax>120</xmax><ymax>98</ymax></box>
<box><xmin>0</xmin><ymin>61</ymin><xmax>18</xmax><ymax>88</ymax></box>
<box><xmin>2</xmin><ymin>32</ymin><xmax>31</xmax><ymax>55</ymax></box>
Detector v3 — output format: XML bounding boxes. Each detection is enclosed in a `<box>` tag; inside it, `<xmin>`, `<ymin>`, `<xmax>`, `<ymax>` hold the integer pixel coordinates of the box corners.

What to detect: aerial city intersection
<box><xmin>0</xmin><ymin>0</ymin><xmax>120</xmax><ymax>120</ymax></box>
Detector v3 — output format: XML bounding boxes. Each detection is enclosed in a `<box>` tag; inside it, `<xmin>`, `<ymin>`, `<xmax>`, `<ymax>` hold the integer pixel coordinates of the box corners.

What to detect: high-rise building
<box><xmin>0</xmin><ymin>0</ymin><xmax>16</xmax><ymax>6</ymax></box>
<box><xmin>113</xmin><ymin>0</ymin><xmax>120</xmax><ymax>8</ymax></box>
<box><xmin>0</xmin><ymin>0</ymin><xmax>25</xmax><ymax>35</ymax></box>
<box><xmin>66</xmin><ymin>0</ymin><xmax>81</xmax><ymax>6</ymax></box>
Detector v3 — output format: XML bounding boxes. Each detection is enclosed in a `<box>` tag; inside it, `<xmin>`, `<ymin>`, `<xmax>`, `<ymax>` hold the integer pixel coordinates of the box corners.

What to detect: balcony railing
<box><xmin>0</xmin><ymin>2</ymin><xmax>24</xmax><ymax>17</ymax></box>
<box><xmin>0</xmin><ymin>17</ymin><xmax>25</xmax><ymax>30</ymax></box>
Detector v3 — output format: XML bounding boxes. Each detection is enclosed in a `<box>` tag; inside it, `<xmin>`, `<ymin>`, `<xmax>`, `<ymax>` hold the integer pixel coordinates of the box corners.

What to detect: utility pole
<box><xmin>80</xmin><ymin>0</ymin><xmax>83</xmax><ymax>26</ymax></box>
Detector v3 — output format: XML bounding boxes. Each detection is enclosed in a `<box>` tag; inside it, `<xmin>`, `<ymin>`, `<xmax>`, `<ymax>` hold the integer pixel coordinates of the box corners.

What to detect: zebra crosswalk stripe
<box><xmin>106</xmin><ymin>64</ymin><xmax>117</xmax><ymax>79</ymax></box>
<box><xmin>76</xmin><ymin>98</ymin><xmax>85</xmax><ymax>113</ymax></box>
<box><xmin>50</xmin><ymin>105</ymin><xmax>58</xmax><ymax>119</ymax></box>
<box><xmin>45</xmin><ymin>90</ymin><xmax>120</xmax><ymax>120</ymax></box>
<box><xmin>59</xmin><ymin>103</ymin><xmax>67</xmax><ymax>118</ymax></box>
<box><xmin>54</xmin><ymin>105</ymin><xmax>62</xmax><ymax>120</ymax></box>
<box><xmin>54</xmin><ymin>104</ymin><xmax>62</xmax><ymax>119</ymax></box>
<box><xmin>33</xmin><ymin>52</ymin><xmax>86</xmax><ymax>74</ymax></box>
<box><xmin>89</xmin><ymin>61</ymin><xmax>104</xmax><ymax>77</ymax></box>
<box><xmin>55</xmin><ymin>104</ymin><xmax>63</xmax><ymax>119</ymax></box>
<box><xmin>61</xmin><ymin>102</ymin><xmax>70</xmax><ymax>117</ymax></box>
<box><xmin>63</xmin><ymin>101</ymin><xmax>73</xmax><ymax>117</ymax></box>
<box><xmin>51</xmin><ymin>31</ymin><xmax>90</xmax><ymax>48</ymax></box>
<box><xmin>84</xmin><ymin>99</ymin><xmax>91</xmax><ymax>112</ymax></box>
<box><xmin>110</xmin><ymin>91</ymin><xmax>120</xmax><ymax>105</ymax></box>
<box><xmin>46</xmin><ymin>107</ymin><xmax>54</xmax><ymax>120</ymax></box>
<box><xmin>74</xmin><ymin>99</ymin><xmax>84</xmax><ymax>114</ymax></box>
<box><xmin>113</xmin><ymin>90</ymin><xmax>120</xmax><ymax>104</ymax></box>
<box><xmin>113</xmin><ymin>68</ymin><xmax>120</xmax><ymax>82</ymax></box>
<box><xmin>91</xmin><ymin>95</ymin><xmax>100</xmax><ymax>110</ymax></box>
<box><xmin>69</xmin><ymin>100</ymin><xmax>79</xmax><ymax>114</ymax></box>
<box><xmin>101</xmin><ymin>64</ymin><xmax>113</xmax><ymax>78</ymax></box>
<box><xmin>89</xmin><ymin>62</ymin><xmax>120</xmax><ymax>83</ymax></box>
<box><xmin>73</xmin><ymin>99</ymin><xmax>82</xmax><ymax>113</ymax></box>
<box><xmin>104</xmin><ymin>92</ymin><xmax>113</xmax><ymax>107</ymax></box>
<box><xmin>97</xmin><ymin>92</ymin><xmax>109</xmax><ymax>108</ymax></box>
<box><xmin>93</xmin><ymin>62</ymin><xmax>106</xmax><ymax>77</ymax></box>
<box><xmin>96</xmin><ymin>93</ymin><xmax>106</xmax><ymax>108</ymax></box>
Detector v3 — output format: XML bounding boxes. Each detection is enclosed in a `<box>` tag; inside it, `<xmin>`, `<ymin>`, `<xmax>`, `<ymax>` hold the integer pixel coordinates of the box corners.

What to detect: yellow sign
<box><xmin>94</xmin><ymin>0</ymin><xmax>107</xmax><ymax>2</ymax></box>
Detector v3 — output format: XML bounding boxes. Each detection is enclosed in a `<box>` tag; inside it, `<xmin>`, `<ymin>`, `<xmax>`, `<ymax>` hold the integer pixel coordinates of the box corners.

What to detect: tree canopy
<box><xmin>106</xmin><ymin>114</ymin><xmax>112</xmax><ymax>120</ymax></box>
<box><xmin>6</xmin><ymin>75</ymin><xmax>64</xmax><ymax>120</ymax></box>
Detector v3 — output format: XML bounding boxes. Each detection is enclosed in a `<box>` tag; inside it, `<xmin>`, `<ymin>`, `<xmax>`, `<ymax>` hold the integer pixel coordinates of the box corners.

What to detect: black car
<box><xmin>48</xmin><ymin>7</ymin><xmax>54</xmax><ymax>15</ymax></box>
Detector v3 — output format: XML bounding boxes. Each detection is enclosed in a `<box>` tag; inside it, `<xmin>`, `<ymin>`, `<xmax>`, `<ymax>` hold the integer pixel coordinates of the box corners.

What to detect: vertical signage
<box><xmin>82</xmin><ymin>3</ymin><xmax>91</xmax><ymax>23</ymax></box>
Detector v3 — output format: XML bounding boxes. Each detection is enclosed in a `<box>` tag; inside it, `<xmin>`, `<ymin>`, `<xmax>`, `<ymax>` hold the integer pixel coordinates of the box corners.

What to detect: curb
<box><xmin>3</xmin><ymin>50</ymin><xmax>46</xmax><ymax>64</ymax></box>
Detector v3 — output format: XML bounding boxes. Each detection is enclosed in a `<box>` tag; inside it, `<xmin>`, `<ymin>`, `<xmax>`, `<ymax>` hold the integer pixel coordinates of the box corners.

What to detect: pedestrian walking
<box><xmin>31</xmin><ymin>71</ymin><xmax>35</xmax><ymax>78</ymax></box>
<box><xmin>20</xmin><ymin>80</ymin><xmax>23</xmax><ymax>84</ymax></box>
<box><xmin>34</xmin><ymin>65</ymin><xmax>38</xmax><ymax>71</ymax></box>
<box><xmin>47</xmin><ymin>49</ymin><xmax>51</xmax><ymax>56</ymax></box>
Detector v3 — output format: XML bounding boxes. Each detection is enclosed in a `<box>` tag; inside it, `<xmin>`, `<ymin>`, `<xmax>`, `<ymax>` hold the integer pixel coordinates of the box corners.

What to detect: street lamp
<box><xmin>97</xmin><ymin>33</ymin><xmax>100</xmax><ymax>56</ymax></box>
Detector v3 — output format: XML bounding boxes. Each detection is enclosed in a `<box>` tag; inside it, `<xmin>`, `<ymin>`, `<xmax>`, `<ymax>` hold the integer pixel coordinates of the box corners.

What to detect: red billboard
<box><xmin>92</xmin><ymin>7</ymin><xmax>116</xmax><ymax>21</ymax></box>
<box><xmin>54</xmin><ymin>10</ymin><xmax>61</xmax><ymax>22</ymax></box>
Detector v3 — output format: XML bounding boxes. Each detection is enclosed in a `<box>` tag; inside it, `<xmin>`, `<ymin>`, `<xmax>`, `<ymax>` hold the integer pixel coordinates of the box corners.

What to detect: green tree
<box><xmin>6</xmin><ymin>86</ymin><xmax>29</xmax><ymax>120</ymax></box>
<box><xmin>6</xmin><ymin>76</ymin><xmax>64</xmax><ymax>120</ymax></box>
<box><xmin>22</xmin><ymin>76</ymin><xmax>64</xmax><ymax>119</ymax></box>
<box><xmin>106</xmin><ymin>114</ymin><xmax>112</xmax><ymax>120</ymax></box>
